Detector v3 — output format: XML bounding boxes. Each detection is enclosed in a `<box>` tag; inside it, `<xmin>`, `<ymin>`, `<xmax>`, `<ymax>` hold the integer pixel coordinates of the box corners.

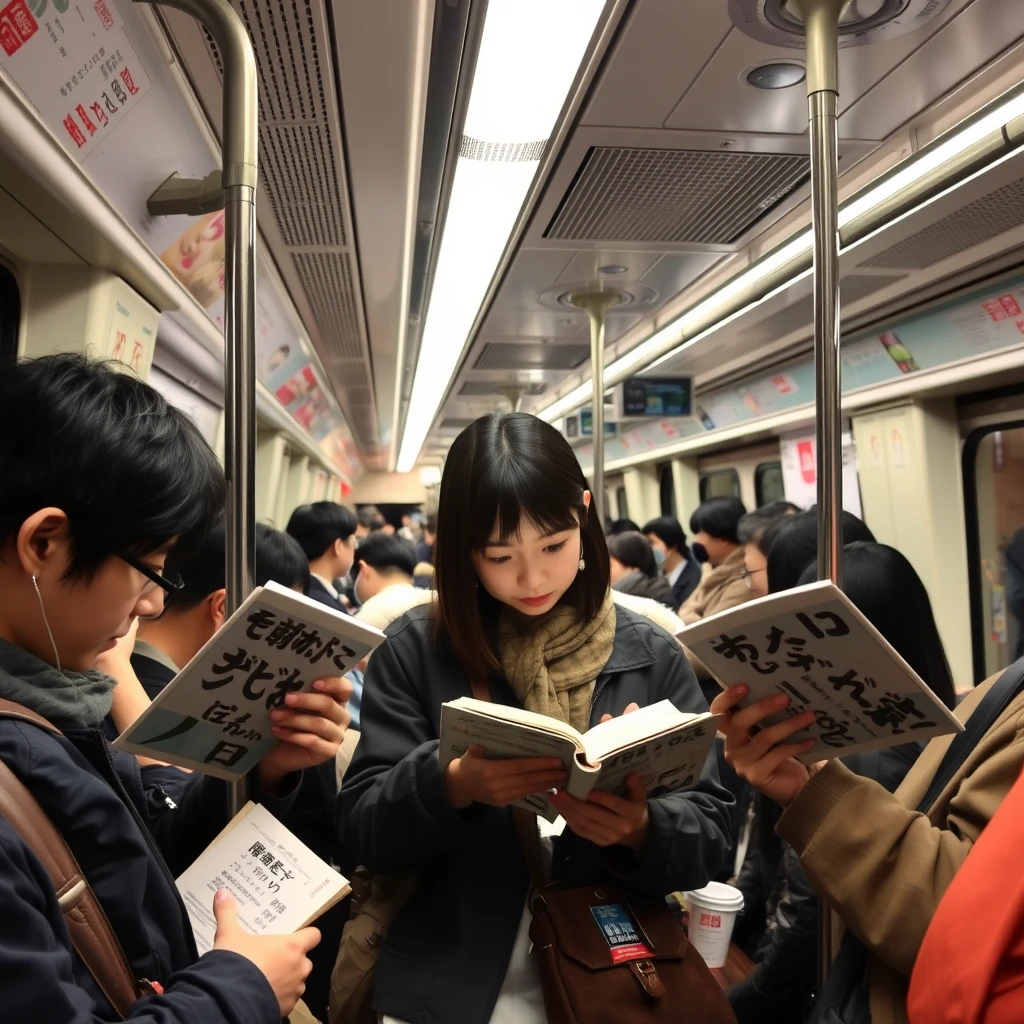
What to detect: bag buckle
<box><xmin>629</xmin><ymin>959</ymin><xmax>666</xmax><ymax>1001</ymax></box>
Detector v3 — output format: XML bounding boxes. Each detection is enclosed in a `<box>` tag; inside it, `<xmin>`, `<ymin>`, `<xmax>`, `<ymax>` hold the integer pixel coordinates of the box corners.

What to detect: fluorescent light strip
<box><xmin>396</xmin><ymin>0</ymin><xmax>606</xmax><ymax>473</ymax></box>
<box><xmin>539</xmin><ymin>93</ymin><xmax>1024</xmax><ymax>425</ymax></box>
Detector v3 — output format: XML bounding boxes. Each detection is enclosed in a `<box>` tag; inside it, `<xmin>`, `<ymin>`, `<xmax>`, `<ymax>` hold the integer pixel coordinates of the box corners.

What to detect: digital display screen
<box><xmin>580</xmin><ymin>409</ymin><xmax>618</xmax><ymax>436</ymax></box>
<box><xmin>622</xmin><ymin>377</ymin><xmax>692</xmax><ymax>418</ymax></box>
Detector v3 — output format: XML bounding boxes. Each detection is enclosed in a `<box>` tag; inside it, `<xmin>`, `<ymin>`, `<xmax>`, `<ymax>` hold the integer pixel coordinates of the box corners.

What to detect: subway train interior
<box><xmin>9</xmin><ymin>0</ymin><xmax>1024</xmax><ymax>1019</ymax></box>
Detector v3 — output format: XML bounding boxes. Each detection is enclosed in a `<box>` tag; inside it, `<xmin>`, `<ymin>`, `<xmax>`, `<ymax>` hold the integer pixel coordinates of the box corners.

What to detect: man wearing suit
<box><xmin>642</xmin><ymin>515</ymin><xmax>702</xmax><ymax>609</ymax></box>
<box><xmin>287</xmin><ymin>500</ymin><xmax>358</xmax><ymax>613</ymax></box>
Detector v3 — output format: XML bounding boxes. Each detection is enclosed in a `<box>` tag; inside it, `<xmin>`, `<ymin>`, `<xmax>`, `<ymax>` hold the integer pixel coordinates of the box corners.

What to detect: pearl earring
<box><xmin>578</xmin><ymin>557</ymin><xmax>586</xmax><ymax>572</ymax></box>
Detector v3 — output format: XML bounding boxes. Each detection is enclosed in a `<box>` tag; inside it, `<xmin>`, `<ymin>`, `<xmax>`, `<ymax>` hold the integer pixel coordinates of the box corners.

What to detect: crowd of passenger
<box><xmin>2</xmin><ymin>352</ymin><xmax>1023</xmax><ymax>1024</ymax></box>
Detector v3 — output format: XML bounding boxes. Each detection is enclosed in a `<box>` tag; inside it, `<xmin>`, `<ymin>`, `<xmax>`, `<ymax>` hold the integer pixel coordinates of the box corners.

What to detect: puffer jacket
<box><xmin>613</xmin><ymin>569</ymin><xmax>677</xmax><ymax>610</ymax></box>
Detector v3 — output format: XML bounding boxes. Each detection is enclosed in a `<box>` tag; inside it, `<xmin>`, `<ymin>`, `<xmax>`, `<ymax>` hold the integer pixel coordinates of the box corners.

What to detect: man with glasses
<box><xmin>736</xmin><ymin>501</ymin><xmax>800</xmax><ymax>599</ymax></box>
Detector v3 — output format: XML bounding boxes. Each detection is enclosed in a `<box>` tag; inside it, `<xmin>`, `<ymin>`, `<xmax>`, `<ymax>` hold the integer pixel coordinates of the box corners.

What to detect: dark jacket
<box><xmin>0</xmin><ymin>714</ymin><xmax>291</xmax><ymax>1023</ymax></box>
<box><xmin>338</xmin><ymin>603</ymin><xmax>734</xmax><ymax>1024</ymax></box>
<box><xmin>728</xmin><ymin>742</ymin><xmax>922</xmax><ymax>1024</ymax></box>
<box><xmin>308</xmin><ymin>576</ymin><xmax>346</xmax><ymax>613</ymax></box>
<box><xmin>613</xmin><ymin>569</ymin><xmax>677</xmax><ymax>611</ymax></box>
<box><xmin>671</xmin><ymin>557</ymin><xmax>702</xmax><ymax>609</ymax></box>
<box><xmin>102</xmin><ymin>649</ymin><xmax>176</xmax><ymax>743</ymax></box>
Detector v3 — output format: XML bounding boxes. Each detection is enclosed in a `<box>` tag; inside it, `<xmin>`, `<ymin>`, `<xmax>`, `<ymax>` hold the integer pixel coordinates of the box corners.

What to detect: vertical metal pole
<box><xmin>792</xmin><ymin>0</ymin><xmax>847</xmax><ymax>988</ymax></box>
<box><xmin>138</xmin><ymin>0</ymin><xmax>258</xmax><ymax>816</ymax></box>
<box><xmin>570</xmin><ymin>292</ymin><xmax>621</xmax><ymax>527</ymax></box>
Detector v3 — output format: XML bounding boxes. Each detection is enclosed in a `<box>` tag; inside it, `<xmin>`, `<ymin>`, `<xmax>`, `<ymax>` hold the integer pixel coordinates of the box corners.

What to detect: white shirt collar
<box><xmin>667</xmin><ymin>558</ymin><xmax>687</xmax><ymax>587</ymax></box>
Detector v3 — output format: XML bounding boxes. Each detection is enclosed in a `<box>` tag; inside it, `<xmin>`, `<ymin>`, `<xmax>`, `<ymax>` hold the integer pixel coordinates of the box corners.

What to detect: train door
<box><xmin>0</xmin><ymin>261</ymin><xmax>18</xmax><ymax>368</ymax></box>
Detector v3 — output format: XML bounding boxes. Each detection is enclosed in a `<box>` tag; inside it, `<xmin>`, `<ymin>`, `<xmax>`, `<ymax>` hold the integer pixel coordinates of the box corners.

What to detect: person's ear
<box><xmin>15</xmin><ymin>508</ymin><xmax>73</xmax><ymax>580</ymax></box>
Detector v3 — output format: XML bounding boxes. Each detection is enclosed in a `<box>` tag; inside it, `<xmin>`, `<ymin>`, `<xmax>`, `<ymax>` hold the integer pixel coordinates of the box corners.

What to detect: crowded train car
<box><xmin>3</xmin><ymin>0</ymin><xmax>1024</xmax><ymax>1022</ymax></box>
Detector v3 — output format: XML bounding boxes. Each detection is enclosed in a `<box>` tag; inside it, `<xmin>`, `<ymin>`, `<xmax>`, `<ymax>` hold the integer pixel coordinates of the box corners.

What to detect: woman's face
<box><xmin>173</xmin><ymin>212</ymin><xmax>225</xmax><ymax>276</ymax></box>
<box><xmin>473</xmin><ymin>515</ymin><xmax>584</xmax><ymax>617</ymax></box>
<box><xmin>609</xmin><ymin>556</ymin><xmax>629</xmax><ymax>585</ymax></box>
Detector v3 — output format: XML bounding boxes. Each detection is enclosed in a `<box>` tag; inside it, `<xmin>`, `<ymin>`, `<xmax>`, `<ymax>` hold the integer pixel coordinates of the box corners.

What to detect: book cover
<box><xmin>114</xmin><ymin>581</ymin><xmax>385</xmax><ymax>779</ymax></box>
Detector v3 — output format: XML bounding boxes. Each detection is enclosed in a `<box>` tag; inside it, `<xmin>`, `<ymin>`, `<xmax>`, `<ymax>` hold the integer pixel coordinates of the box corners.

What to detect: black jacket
<box><xmin>338</xmin><ymin>603</ymin><xmax>734</xmax><ymax>1024</ymax></box>
<box><xmin>671</xmin><ymin>558</ymin><xmax>702</xmax><ymax>609</ymax></box>
<box><xmin>0</xmin><ymin>714</ymin><xmax>293</xmax><ymax>1023</ymax></box>
<box><xmin>307</xmin><ymin>576</ymin><xmax>347</xmax><ymax>613</ymax></box>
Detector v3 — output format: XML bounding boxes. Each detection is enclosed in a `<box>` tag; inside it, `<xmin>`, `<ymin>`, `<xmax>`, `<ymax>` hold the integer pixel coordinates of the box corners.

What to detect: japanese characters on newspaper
<box><xmin>677</xmin><ymin>580</ymin><xmax>962</xmax><ymax>763</ymax></box>
<box><xmin>114</xmin><ymin>581</ymin><xmax>385</xmax><ymax>779</ymax></box>
<box><xmin>439</xmin><ymin>697</ymin><xmax>720</xmax><ymax>822</ymax></box>
<box><xmin>176</xmin><ymin>802</ymin><xmax>350</xmax><ymax>954</ymax></box>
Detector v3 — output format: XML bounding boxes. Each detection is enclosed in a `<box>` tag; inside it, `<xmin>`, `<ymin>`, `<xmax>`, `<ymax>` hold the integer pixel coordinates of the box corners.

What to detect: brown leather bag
<box><xmin>0</xmin><ymin>699</ymin><xmax>144</xmax><ymax>1018</ymax></box>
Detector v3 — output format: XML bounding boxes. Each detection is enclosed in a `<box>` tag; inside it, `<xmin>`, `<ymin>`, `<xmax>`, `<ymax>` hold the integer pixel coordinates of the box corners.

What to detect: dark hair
<box><xmin>356</xmin><ymin>505</ymin><xmax>385</xmax><ymax>531</ymax></box>
<box><xmin>766</xmin><ymin>509</ymin><xmax>876</xmax><ymax>594</ymax></box>
<box><xmin>642</xmin><ymin>516</ymin><xmax>687</xmax><ymax>554</ymax></box>
<box><xmin>738</xmin><ymin>500</ymin><xmax>801</xmax><ymax>545</ymax></box>
<box><xmin>435</xmin><ymin>413</ymin><xmax>610</xmax><ymax>679</ymax></box>
<box><xmin>355</xmin><ymin>532</ymin><xmax>417</xmax><ymax>578</ymax></box>
<box><xmin>796</xmin><ymin>542</ymin><xmax>955</xmax><ymax>709</ymax></box>
<box><xmin>607</xmin><ymin>531</ymin><xmax>658</xmax><ymax>578</ymax></box>
<box><xmin>424</xmin><ymin>514</ymin><xmax>437</xmax><ymax>537</ymax></box>
<box><xmin>689</xmin><ymin>497</ymin><xmax>747</xmax><ymax>544</ymax></box>
<box><xmin>286</xmin><ymin>501</ymin><xmax>357</xmax><ymax>560</ymax></box>
<box><xmin>608</xmin><ymin>518</ymin><xmax>641</xmax><ymax>536</ymax></box>
<box><xmin>163</xmin><ymin>521</ymin><xmax>310</xmax><ymax>611</ymax></box>
<box><xmin>0</xmin><ymin>353</ymin><xmax>224</xmax><ymax>577</ymax></box>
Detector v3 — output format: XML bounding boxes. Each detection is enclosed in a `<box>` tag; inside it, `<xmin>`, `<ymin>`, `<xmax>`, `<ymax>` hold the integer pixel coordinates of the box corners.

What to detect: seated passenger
<box><xmin>907</xmin><ymin>761</ymin><xmax>1024</xmax><ymax>1024</ymax></box>
<box><xmin>728</xmin><ymin>542</ymin><xmax>956</xmax><ymax>1024</ymax></box>
<box><xmin>642</xmin><ymin>514</ymin><xmax>702</xmax><ymax>608</ymax></box>
<box><xmin>338</xmin><ymin>412</ymin><xmax>733</xmax><ymax>1024</ymax></box>
<box><xmin>711</xmin><ymin>550</ymin><xmax>1024</xmax><ymax>1024</ymax></box>
<box><xmin>737</xmin><ymin>500</ymin><xmax>800</xmax><ymax>599</ymax></box>
<box><xmin>607</xmin><ymin>517</ymin><xmax>641</xmax><ymax>535</ymax></box>
<box><xmin>608</xmin><ymin>530</ymin><xmax>676</xmax><ymax>609</ymax></box>
<box><xmin>0</xmin><ymin>354</ymin><xmax>350</xmax><ymax>1024</ymax></box>
<box><xmin>287</xmin><ymin>500</ymin><xmax>357</xmax><ymax>611</ymax></box>
<box><xmin>679</xmin><ymin>497</ymin><xmax>749</xmax><ymax>623</ymax></box>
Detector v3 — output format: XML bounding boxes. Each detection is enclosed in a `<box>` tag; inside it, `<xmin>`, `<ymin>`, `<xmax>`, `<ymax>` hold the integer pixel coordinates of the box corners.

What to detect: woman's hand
<box><xmin>257</xmin><ymin>676</ymin><xmax>352</xmax><ymax>794</ymax></box>
<box><xmin>443</xmin><ymin>747</ymin><xmax>567</xmax><ymax>810</ymax></box>
<box><xmin>710</xmin><ymin>685</ymin><xmax>826</xmax><ymax>807</ymax></box>
<box><xmin>550</xmin><ymin>776</ymin><xmax>650</xmax><ymax>849</ymax></box>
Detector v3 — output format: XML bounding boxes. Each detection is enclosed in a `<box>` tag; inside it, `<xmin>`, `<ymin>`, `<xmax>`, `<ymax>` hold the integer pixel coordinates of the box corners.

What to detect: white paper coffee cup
<box><xmin>681</xmin><ymin>882</ymin><xmax>744</xmax><ymax>969</ymax></box>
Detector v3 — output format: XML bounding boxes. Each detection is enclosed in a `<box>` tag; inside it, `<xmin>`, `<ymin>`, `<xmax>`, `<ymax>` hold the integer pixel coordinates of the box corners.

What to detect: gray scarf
<box><xmin>0</xmin><ymin>636</ymin><xmax>116</xmax><ymax>730</ymax></box>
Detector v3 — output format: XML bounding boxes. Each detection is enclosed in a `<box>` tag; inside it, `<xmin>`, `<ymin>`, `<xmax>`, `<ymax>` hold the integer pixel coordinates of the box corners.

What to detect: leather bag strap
<box><xmin>0</xmin><ymin>700</ymin><xmax>140</xmax><ymax>1018</ymax></box>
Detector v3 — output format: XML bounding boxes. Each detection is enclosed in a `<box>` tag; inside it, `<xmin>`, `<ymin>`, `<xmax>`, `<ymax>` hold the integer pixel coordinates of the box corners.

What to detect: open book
<box><xmin>439</xmin><ymin>698</ymin><xmax>720</xmax><ymax>822</ymax></box>
<box><xmin>176</xmin><ymin>802</ymin><xmax>350</xmax><ymax>954</ymax></box>
<box><xmin>677</xmin><ymin>579</ymin><xmax>963</xmax><ymax>762</ymax></box>
<box><xmin>114</xmin><ymin>581</ymin><xmax>386</xmax><ymax>779</ymax></box>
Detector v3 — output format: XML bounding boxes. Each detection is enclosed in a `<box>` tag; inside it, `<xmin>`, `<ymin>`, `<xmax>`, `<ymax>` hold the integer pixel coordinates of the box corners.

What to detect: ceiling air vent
<box><xmin>546</xmin><ymin>147</ymin><xmax>809</xmax><ymax>244</ymax></box>
<box><xmin>859</xmin><ymin>179</ymin><xmax>1024</xmax><ymax>271</ymax></box>
<box><xmin>289</xmin><ymin>252</ymin><xmax>362</xmax><ymax>360</ymax></box>
<box><xmin>474</xmin><ymin>343</ymin><xmax>591</xmax><ymax>371</ymax></box>
<box><xmin>458</xmin><ymin>381</ymin><xmax>548</xmax><ymax>396</ymax></box>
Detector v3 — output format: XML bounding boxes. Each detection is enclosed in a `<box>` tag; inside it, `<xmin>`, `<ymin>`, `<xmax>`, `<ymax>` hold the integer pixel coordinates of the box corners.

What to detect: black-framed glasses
<box><xmin>119</xmin><ymin>553</ymin><xmax>185</xmax><ymax>594</ymax></box>
<box><xmin>738</xmin><ymin>566</ymin><xmax>767</xmax><ymax>591</ymax></box>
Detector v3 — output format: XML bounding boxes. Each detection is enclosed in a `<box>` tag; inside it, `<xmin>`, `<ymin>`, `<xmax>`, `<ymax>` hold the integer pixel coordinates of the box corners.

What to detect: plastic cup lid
<box><xmin>682</xmin><ymin>881</ymin><xmax>745</xmax><ymax>913</ymax></box>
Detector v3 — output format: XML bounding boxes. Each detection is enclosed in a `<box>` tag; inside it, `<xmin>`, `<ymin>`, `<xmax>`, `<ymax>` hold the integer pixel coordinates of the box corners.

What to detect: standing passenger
<box><xmin>607</xmin><ymin>531</ymin><xmax>676</xmax><ymax>609</ymax></box>
<box><xmin>642</xmin><ymin>515</ymin><xmax>701</xmax><ymax>608</ymax></box>
<box><xmin>339</xmin><ymin>412</ymin><xmax>733</xmax><ymax>1024</ymax></box>
<box><xmin>287</xmin><ymin>501</ymin><xmax>357</xmax><ymax>612</ymax></box>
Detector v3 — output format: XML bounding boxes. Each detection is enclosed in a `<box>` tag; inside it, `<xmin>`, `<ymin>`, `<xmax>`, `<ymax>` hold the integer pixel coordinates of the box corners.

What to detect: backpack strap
<box><xmin>0</xmin><ymin>699</ymin><xmax>142</xmax><ymax>1018</ymax></box>
<box><xmin>916</xmin><ymin>657</ymin><xmax>1024</xmax><ymax>813</ymax></box>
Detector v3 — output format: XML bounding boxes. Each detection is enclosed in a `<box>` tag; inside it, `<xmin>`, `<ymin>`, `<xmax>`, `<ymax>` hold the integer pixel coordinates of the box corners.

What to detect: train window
<box><xmin>964</xmin><ymin>422</ymin><xmax>1024</xmax><ymax>684</ymax></box>
<box><xmin>699</xmin><ymin>469</ymin><xmax>740</xmax><ymax>501</ymax></box>
<box><xmin>658</xmin><ymin>463</ymin><xmax>676</xmax><ymax>517</ymax></box>
<box><xmin>755</xmin><ymin>461</ymin><xmax>785</xmax><ymax>506</ymax></box>
<box><xmin>616</xmin><ymin>486</ymin><xmax>629</xmax><ymax>521</ymax></box>
<box><xmin>0</xmin><ymin>262</ymin><xmax>19</xmax><ymax>368</ymax></box>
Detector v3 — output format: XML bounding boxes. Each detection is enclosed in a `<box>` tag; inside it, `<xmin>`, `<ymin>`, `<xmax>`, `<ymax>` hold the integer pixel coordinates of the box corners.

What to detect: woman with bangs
<box><xmin>339</xmin><ymin>412</ymin><xmax>733</xmax><ymax>1024</ymax></box>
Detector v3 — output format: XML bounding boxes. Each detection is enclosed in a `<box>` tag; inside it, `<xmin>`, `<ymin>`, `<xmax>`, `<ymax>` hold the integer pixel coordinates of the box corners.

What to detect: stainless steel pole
<box><xmin>792</xmin><ymin>0</ymin><xmax>847</xmax><ymax>987</ymax></box>
<box><xmin>136</xmin><ymin>0</ymin><xmax>258</xmax><ymax>816</ymax></box>
<box><xmin>570</xmin><ymin>292</ymin><xmax>622</xmax><ymax>527</ymax></box>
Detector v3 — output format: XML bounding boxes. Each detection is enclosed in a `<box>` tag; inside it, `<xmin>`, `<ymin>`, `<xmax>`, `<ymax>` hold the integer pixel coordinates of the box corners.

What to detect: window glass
<box><xmin>755</xmin><ymin>461</ymin><xmax>785</xmax><ymax>506</ymax></box>
<box><xmin>699</xmin><ymin>469</ymin><xmax>740</xmax><ymax>501</ymax></box>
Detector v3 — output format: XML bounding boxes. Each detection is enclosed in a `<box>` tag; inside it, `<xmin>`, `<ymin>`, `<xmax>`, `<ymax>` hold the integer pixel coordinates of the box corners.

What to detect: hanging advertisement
<box><xmin>779</xmin><ymin>431</ymin><xmax>862</xmax><ymax>518</ymax></box>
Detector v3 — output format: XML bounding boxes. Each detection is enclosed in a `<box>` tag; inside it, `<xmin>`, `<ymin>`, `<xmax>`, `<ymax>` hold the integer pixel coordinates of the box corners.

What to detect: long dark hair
<box><xmin>796</xmin><ymin>542</ymin><xmax>956</xmax><ymax>709</ymax></box>
<box><xmin>607</xmin><ymin>531</ymin><xmax>658</xmax><ymax>579</ymax></box>
<box><xmin>434</xmin><ymin>413</ymin><xmax>610</xmax><ymax>680</ymax></box>
<box><xmin>766</xmin><ymin>509</ymin><xmax>875</xmax><ymax>594</ymax></box>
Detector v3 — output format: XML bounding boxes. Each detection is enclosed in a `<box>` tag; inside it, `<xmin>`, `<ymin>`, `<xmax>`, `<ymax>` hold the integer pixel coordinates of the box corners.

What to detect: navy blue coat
<box><xmin>0</xmin><ymin>715</ymin><xmax>287</xmax><ymax>1023</ymax></box>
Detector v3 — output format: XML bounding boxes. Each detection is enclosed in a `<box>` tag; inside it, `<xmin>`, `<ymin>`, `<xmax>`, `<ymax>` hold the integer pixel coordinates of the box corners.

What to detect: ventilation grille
<box><xmin>860</xmin><ymin>179</ymin><xmax>1024</xmax><ymax>270</ymax></box>
<box><xmin>546</xmin><ymin>148</ymin><xmax>809</xmax><ymax>244</ymax></box>
<box><xmin>458</xmin><ymin>381</ymin><xmax>548</xmax><ymax>396</ymax></box>
<box><xmin>200</xmin><ymin>0</ymin><xmax>375</xmax><ymax>457</ymax></box>
<box><xmin>474</xmin><ymin>343</ymin><xmax>591</xmax><ymax>371</ymax></box>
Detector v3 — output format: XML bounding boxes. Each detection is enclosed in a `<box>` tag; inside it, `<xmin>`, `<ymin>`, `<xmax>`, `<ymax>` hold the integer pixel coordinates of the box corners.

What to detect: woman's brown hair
<box><xmin>433</xmin><ymin>413</ymin><xmax>610</xmax><ymax>681</ymax></box>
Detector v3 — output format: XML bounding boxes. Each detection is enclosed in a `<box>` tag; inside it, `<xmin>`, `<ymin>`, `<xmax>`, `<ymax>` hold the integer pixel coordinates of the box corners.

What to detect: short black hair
<box><xmin>608</xmin><ymin>518</ymin><xmax>641</xmax><ymax>536</ymax></box>
<box><xmin>435</xmin><ymin>413</ymin><xmax>610</xmax><ymax>681</ymax></box>
<box><xmin>0</xmin><ymin>353</ymin><xmax>224</xmax><ymax>577</ymax></box>
<box><xmin>766</xmin><ymin>508</ymin><xmax>875</xmax><ymax>594</ymax></box>
<box><xmin>642</xmin><ymin>516</ymin><xmax>687</xmax><ymax>554</ymax></box>
<box><xmin>796</xmin><ymin>542</ymin><xmax>955</xmax><ymax>710</ymax></box>
<box><xmin>286</xmin><ymin>501</ymin><xmax>357</xmax><ymax>560</ymax></box>
<box><xmin>607</xmin><ymin>531</ymin><xmax>658</xmax><ymax>578</ymax></box>
<box><xmin>355</xmin><ymin>532</ymin><xmax>417</xmax><ymax>578</ymax></box>
<box><xmin>738</xmin><ymin>500</ymin><xmax>801</xmax><ymax>545</ymax></box>
<box><xmin>356</xmin><ymin>505</ymin><xmax>382</xmax><ymax>531</ymax></box>
<box><xmin>163</xmin><ymin>521</ymin><xmax>310</xmax><ymax>612</ymax></box>
<box><xmin>689</xmin><ymin>497</ymin><xmax>747</xmax><ymax>544</ymax></box>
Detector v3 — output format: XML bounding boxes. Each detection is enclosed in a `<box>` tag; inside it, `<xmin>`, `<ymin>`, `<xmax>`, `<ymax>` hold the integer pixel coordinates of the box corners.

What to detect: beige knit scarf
<box><xmin>497</xmin><ymin>591</ymin><xmax>616</xmax><ymax>733</ymax></box>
